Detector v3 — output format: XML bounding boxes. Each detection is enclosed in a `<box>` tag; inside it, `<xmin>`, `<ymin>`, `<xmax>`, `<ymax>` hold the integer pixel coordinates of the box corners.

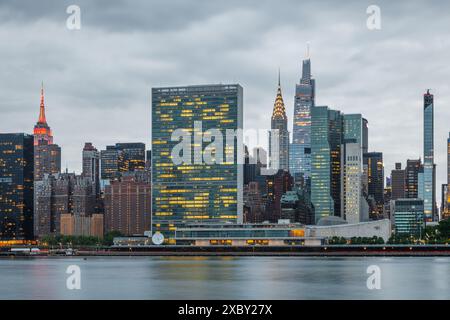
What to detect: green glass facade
<box><xmin>394</xmin><ymin>199</ymin><xmax>424</xmax><ymax>236</ymax></box>
<box><xmin>311</xmin><ymin>106</ymin><xmax>343</xmax><ymax>223</ymax></box>
<box><xmin>151</xmin><ymin>84</ymin><xmax>243</xmax><ymax>241</ymax></box>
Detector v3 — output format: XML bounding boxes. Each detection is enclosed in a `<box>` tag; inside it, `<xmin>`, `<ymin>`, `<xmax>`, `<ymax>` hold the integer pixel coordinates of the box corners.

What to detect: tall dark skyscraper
<box><xmin>420</xmin><ymin>89</ymin><xmax>436</xmax><ymax>221</ymax></box>
<box><xmin>269</xmin><ymin>72</ymin><xmax>289</xmax><ymax>171</ymax></box>
<box><xmin>82</xmin><ymin>142</ymin><xmax>100</xmax><ymax>195</ymax></box>
<box><xmin>391</xmin><ymin>163</ymin><xmax>406</xmax><ymax>200</ymax></box>
<box><xmin>152</xmin><ymin>84</ymin><xmax>243</xmax><ymax>241</ymax></box>
<box><xmin>405</xmin><ymin>159</ymin><xmax>421</xmax><ymax>199</ymax></box>
<box><xmin>0</xmin><ymin>134</ymin><xmax>34</xmax><ymax>241</ymax></box>
<box><xmin>363</xmin><ymin>152</ymin><xmax>384</xmax><ymax>219</ymax></box>
<box><xmin>310</xmin><ymin>106</ymin><xmax>343</xmax><ymax>222</ymax></box>
<box><xmin>290</xmin><ymin>47</ymin><xmax>315</xmax><ymax>180</ymax></box>
<box><xmin>33</xmin><ymin>84</ymin><xmax>61</xmax><ymax>181</ymax></box>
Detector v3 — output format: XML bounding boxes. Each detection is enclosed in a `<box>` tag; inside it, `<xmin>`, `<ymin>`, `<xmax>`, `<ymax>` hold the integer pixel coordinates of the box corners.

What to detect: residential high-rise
<box><xmin>310</xmin><ymin>106</ymin><xmax>343</xmax><ymax>222</ymax></box>
<box><xmin>152</xmin><ymin>84</ymin><xmax>243</xmax><ymax>241</ymax></box>
<box><xmin>82</xmin><ymin>142</ymin><xmax>100</xmax><ymax>195</ymax></box>
<box><xmin>363</xmin><ymin>152</ymin><xmax>384</xmax><ymax>219</ymax></box>
<box><xmin>421</xmin><ymin>89</ymin><xmax>436</xmax><ymax>221</ymax></box>
<box><xmin>290</xmin><ymin>48</ymin><xmax>315</xmax><ymax>180</ymax></box>
<box><xmin>269</xmin><ymin>72</ymin><xmax>289</xmax><ymax>171</ymax></box>
<box><xmin>391</xmin><ymin>163</ymin><xmax>406</xmax><ymax>200</ymax></box>
<box><xmin>104</xmin><ymin>174</ymin><xmax>151</xmax><ymax>236</ymax></box>
<box><xmin>0</xmin><ymin>134</ymin><xmax>34</xmax><ymax>241</ymax></box>
<box><xmin>405</xmin><ymin>159</ymin><xmax>421</xmax><ymax>199</ymax></box>
<box><xmin>341</xmin><ymin>114</ymin><xmax>369</xmax><ymax>224</ymax></box>
<box><xmin>33</xmin><ymin>84</ymin><xmax>61</xmax><ymax>181</ymax></box>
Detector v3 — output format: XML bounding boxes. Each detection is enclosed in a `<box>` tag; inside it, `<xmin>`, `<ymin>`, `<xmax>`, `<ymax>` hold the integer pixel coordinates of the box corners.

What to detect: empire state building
<box><xmin>33</xmin><ymin>83</ymin><xmax>53</xmax><ymax>146</ymax></box>
<box><xmin>33</xmin><ymin>83</ymin><xmax>61</xmax><ymax>181</ymax></box>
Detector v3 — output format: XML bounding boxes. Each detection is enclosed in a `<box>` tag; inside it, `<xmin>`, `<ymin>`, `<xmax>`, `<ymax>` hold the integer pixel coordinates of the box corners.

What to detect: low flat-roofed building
<box><xmin>306</xmin><ymin>219</ymin><xmax>391</xmax><ymax>242</ymax></box>
<box><xmin>174</xmin><ymin>222</ymin><xmax>316</xmax><ymax>246</ymax></box>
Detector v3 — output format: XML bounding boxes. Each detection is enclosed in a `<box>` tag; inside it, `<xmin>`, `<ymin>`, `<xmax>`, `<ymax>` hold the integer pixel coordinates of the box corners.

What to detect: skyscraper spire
<box><xmin>34</xmin><ymin>82</ymin><xmax>53</xmax><ymax>146</ymax></box>
<box><xmin>278</xmin><ymin>67</ymin><xmax>281</xmax><ymax>87</ymax></box>
<box><xmin>272</xmin><ymin>71</ymin><xmax>287</xmax><ymax>121</ymax></box>
<box><xmin>38</xmin><ymin>81</ymin><xmax>47</xmax><ymax>124</ymax></box>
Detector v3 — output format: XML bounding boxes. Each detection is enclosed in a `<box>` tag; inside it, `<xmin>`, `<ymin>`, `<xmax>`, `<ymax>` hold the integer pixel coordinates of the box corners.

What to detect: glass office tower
<box><xmin>152</xmin><ymin>84</ymin><xmax>243</xmax><ymax>241</ymax></box>
<box><xmin>0</xmin><ymin>133</ymin><xmax>34</xmax><ymax>241</ymax></box>
<box><xmin>422</xmin><ymin>90</ymin><xmax>435</xmax><ymax>221</ymax></box>
<box><xmin>342</xmin><ymin>114</ymin><xmax>369</xmax><ymax>223</ymax></box>
<box><xmin>290</xmin><ymin>55</ymin><xmax>315</xmax><ymax>180</ymax></box>
<box><xmin>310</xmin><ymin>106</ymin><xmax>343</xmax><ymax>223</ymax></box>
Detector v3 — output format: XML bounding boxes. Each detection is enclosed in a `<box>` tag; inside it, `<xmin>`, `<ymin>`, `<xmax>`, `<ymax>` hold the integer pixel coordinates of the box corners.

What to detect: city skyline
<box><xmin>1</xmin><ymin>1</ymin><xmax>450</xmax><ymax>206</ymax></box>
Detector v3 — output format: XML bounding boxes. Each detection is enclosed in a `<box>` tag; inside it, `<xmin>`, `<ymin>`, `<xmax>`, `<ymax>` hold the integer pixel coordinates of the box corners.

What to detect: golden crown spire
<box><xmin>272</xmin><ymin>70</ymin><xmax>287</xmax><ymax>120</ymax></box>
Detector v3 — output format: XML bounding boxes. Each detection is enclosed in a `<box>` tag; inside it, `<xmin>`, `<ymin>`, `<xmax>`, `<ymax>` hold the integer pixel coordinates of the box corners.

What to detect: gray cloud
<box><xmin>1</xmin><ymin>0</ymin><xmax>449</xmax><ymax>206</ymax></box>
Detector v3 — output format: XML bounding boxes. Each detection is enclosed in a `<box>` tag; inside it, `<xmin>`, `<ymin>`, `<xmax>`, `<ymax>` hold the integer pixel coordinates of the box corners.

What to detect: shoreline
<box><xmin>2</xmin><ymin>245</ymin><xmax>450</xmax><ymax>257</ymax></box>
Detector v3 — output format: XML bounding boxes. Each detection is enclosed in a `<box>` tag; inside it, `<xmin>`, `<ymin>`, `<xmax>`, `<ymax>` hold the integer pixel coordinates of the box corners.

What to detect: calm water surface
<box><xmin>0</xmin><ymin>256</ymin><xmax>448</xmax><ymax>299</ymax></box>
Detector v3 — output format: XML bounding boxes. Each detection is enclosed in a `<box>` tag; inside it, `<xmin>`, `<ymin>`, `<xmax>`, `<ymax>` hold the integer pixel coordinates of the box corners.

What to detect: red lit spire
<box><xmin>38</xmin><ymin>81</ymin><xmax>47</xmax><ymax>124</ymax></box>
<box><xmin>34</xmin><ymin>82</ymin><xmax>53</xmax><ymax>146</ymax></box>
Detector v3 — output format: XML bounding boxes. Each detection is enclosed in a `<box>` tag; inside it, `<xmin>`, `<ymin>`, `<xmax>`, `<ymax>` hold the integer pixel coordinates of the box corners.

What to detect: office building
<box><xmin>82</xmin><ymin>142</ymin><xmax>100</xmax><ymax>196</ymax></box>
<box><xmin>341</xmin><ymin>114</ymin><xmax>369</xmax><ymax>224</ymax></box>
<box><xmin>269</xmin><ymin>73</ymin><xmax>289</xmax><ymax>171</ymax></box>
<box><xmin>393</xmin><ymin>199</ymin><xmax>424</xmax><ymax>237</ymax></box>
<box><xmin>310</xmin><ymin>106</ymin><xmax>343</xmax><ymax>223</ymax></box>
<box><xmin>290</xmin><ymin>47</ymin><xmax>315</xmax><ymax>179</ymax></box>
<box><xmin>405</xmin><ymin>159</ymin><xmax>421</xmax><ymax>199</ymax></box>
<box><xmin>152</xmin><ymin>84</ymin><xmax>243</xmax><ymax>241</ymax></box>
<box><xmin>0</xmin><ymin>134</ymin><xmax>34</xmax><ymax>241</ymax></box>
<box><xmin>363</xmin><ymin>152</ymin><xmax>384</xmax><ymax>219</ymax></box>
<box><xmin>265</xmin><ymin>169</ymin><xmax>293</xmax><ymax>222</ymax></box>
<box><xmin>33</xmin><ymin>84</ymin><xmax>61</xmax><ymax>181</ymax></box>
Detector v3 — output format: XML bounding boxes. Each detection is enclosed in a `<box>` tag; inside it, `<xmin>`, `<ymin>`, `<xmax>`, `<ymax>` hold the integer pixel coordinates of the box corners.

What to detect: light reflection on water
<box><xmin>0</xmin><ymin>256</ymin><xmax>448</xmax><ymax>300</ymax></box>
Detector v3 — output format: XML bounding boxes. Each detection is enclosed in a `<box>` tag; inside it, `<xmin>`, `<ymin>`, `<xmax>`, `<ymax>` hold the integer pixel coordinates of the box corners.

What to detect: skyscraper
<box><xmin>310</xmin><ymin>106</ymin><xmax>343</xmax><ymax>222</ymax></box>
<box><xmin>152</xmin><ymin>84</ymin><xmax>243</xmax><ymax>241</ymax></box>
<box><xmin>341</xmin><ymin>114</ymin><xmax>369</xmax><ymax>224</ymax></box>
<box><xmin>0</xmin><ymin>133</ymin><xmax>34</xmax><ymax>241</ymax></box>
<box><xmin>115</xmin><ymin>143</ymin><xmax>146</xmax><ymax>172</ymax></box>
<box><xmin>33</xmin><ymin>84</ymin><xmax>61</xmax><ymax>181</ymax></box>
<box><xmin>82</xmin><ymin>142</ymin><xmax>100</xmax><ymax>195</ymax></box>
<box><xmin>290</xmin><ymin>48</ymin><xmax>315</xmax><ymax>180</ymax></box>
<box><xmin>100</xmin><ymin>143</ymin><xmax>145</xmax><ymax>181</ymax></box>
<box><xmin>363</xmin><ymin>152</ymin><xmax>384</xmax><ymax>219</ymax></box>
<box><xmin>421</xmin><ymin>89</ymin><xmax>436</xmax><ymax>221</ymax></box>
<box><xmin>442</xmin><ymin>133</ymin><xmax>450</xmax><ymax>220</ymax></box>
<box><xmin>391</xmin><ymin>163</ymin><xmax>406</xmax><ymax>200</ymax></box>
<box><xmin>405</xmin><ymin>159</ymin><xmax>421</xmax><ymax>199</ymax></box>
<box><xmin>269</xmin><ymin>72</ymin><xmax>289</xmax><ymax>171</ymax></box>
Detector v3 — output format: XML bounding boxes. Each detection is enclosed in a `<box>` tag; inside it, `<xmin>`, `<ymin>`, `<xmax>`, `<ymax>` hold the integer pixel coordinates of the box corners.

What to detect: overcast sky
<box><xmin>1</xmin><ymin>0</ymin><xmax>449</xmax><ymax>202</ymax></box>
